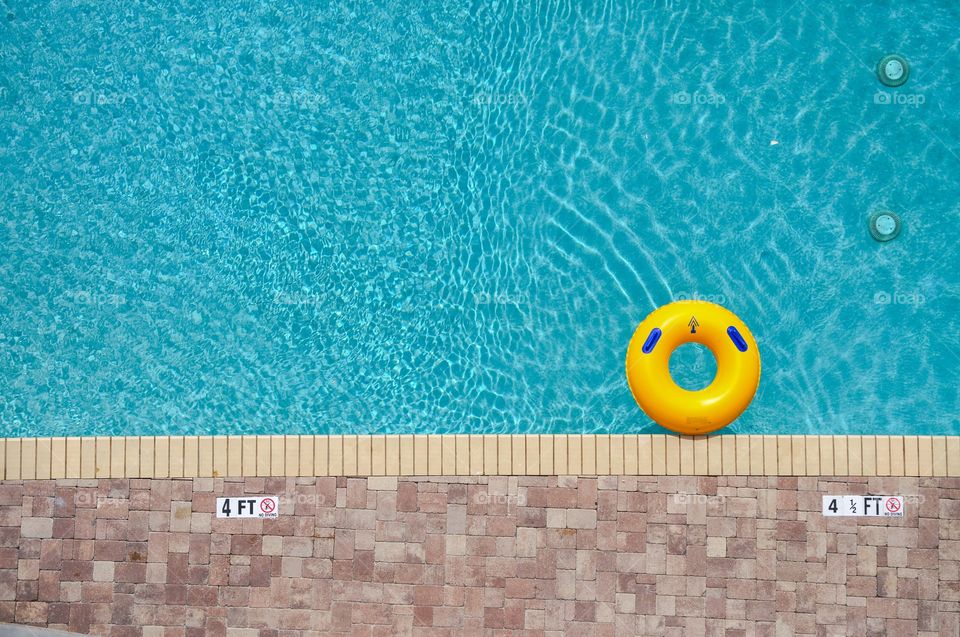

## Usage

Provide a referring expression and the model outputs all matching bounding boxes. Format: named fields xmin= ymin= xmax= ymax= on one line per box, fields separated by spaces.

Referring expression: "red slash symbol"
xmin=885 ymin=498 xmax=901 ymax=513
xmin=260 ymin=498 xmax=276 ymax=514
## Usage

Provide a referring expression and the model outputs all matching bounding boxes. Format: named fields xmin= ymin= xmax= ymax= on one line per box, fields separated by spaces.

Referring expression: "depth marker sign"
xmin=822 ymin=495 xmax=904 ymax=517
xmin=217 ymin=496 xmax=280 ymax=519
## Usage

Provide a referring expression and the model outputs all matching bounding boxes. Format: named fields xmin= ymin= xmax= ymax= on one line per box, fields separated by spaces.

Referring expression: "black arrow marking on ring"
xmin=688 ymin=316 xmax=699 ymax=334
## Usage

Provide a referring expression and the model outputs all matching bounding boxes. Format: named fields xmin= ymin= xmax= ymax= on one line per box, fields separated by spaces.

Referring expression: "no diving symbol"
xmin=260 ymin=498 xmax=276 ymax=514
xmin=885 ymin=498 xmax=901 ymax=513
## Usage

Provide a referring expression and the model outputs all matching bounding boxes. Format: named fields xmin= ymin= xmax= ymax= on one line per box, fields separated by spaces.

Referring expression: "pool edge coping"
xmin=0 ymin=435 xmax=957 ymax=479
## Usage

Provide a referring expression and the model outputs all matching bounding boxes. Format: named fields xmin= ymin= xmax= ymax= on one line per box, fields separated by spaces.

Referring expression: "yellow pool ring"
xmin=626 ymin=300 xmax=760 ymax=435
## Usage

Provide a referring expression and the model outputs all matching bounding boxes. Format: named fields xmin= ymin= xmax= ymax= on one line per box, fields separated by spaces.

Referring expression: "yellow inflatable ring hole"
xmin=626 ymin=300 xmax=760 ymax=435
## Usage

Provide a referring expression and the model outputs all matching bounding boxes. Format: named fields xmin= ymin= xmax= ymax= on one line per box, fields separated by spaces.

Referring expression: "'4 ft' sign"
xmin=822 ymin=495 xmax=904 ymax=517
xmin=216 ymin=496 xmax=280 ymax=519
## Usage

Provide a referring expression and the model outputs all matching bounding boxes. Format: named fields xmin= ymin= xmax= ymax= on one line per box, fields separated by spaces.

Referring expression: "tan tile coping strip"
xmin=0 ymin=435 xmax=957 ymax=480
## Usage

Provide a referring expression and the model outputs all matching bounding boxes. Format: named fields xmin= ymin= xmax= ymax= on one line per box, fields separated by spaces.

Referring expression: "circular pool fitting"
xmin=869 ymin=210 xmax=901 ymax=242
xmin=877 ymin=54 xmax=910 ymax=87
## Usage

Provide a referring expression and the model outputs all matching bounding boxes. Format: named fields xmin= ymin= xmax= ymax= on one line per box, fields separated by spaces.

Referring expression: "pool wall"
xmin=0 ymin=435 xmax=957 ymax=479
xmin=0 ymin=475 xmax=958 ymax=635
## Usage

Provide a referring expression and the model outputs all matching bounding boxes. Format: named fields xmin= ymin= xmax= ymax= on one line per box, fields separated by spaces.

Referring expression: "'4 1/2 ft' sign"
xmin=822 ymin=495 xmax=904 ymax=517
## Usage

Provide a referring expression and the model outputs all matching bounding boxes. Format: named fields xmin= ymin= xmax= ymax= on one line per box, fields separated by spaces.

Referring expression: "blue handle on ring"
xmin=641 ymin=328 xmax=662 ymax=354
xmin=727 ymin=326 xmax=748 ymax=352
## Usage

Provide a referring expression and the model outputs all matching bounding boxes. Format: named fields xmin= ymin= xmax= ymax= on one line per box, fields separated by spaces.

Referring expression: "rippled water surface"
xmin=1 ymin=0 xmax=958 ymax=436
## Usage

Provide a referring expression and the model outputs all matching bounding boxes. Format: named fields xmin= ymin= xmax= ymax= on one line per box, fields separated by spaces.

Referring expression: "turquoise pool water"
xmin=1 ymin=1 xmax=958 ymax=437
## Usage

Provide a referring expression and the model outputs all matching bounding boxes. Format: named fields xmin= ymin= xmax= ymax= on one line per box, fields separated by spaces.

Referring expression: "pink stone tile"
xmin=1 ymin=476 xmax=959 ymax=637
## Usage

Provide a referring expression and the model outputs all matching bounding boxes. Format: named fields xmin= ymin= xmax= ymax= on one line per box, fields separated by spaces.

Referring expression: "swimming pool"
xmin=1 ymin=0 xmax=958 ymax=437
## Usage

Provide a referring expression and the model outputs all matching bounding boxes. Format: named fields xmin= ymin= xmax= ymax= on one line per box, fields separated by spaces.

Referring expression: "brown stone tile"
xmin=231 ymin=535 xmax=262 ymax=555
xmin=2 ymin=475 xmax=960 ymax=636
xmin=60 ymin=560 xmax=93 ymax=581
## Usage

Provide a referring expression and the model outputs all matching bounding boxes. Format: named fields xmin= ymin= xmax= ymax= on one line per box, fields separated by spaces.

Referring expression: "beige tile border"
xmin=0 ymin=435 xmax=957 ymax=479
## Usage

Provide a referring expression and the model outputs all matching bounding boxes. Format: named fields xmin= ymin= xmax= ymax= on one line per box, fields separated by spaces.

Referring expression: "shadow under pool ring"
xmin=626 ymin=300 xmax=761 ymax=435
